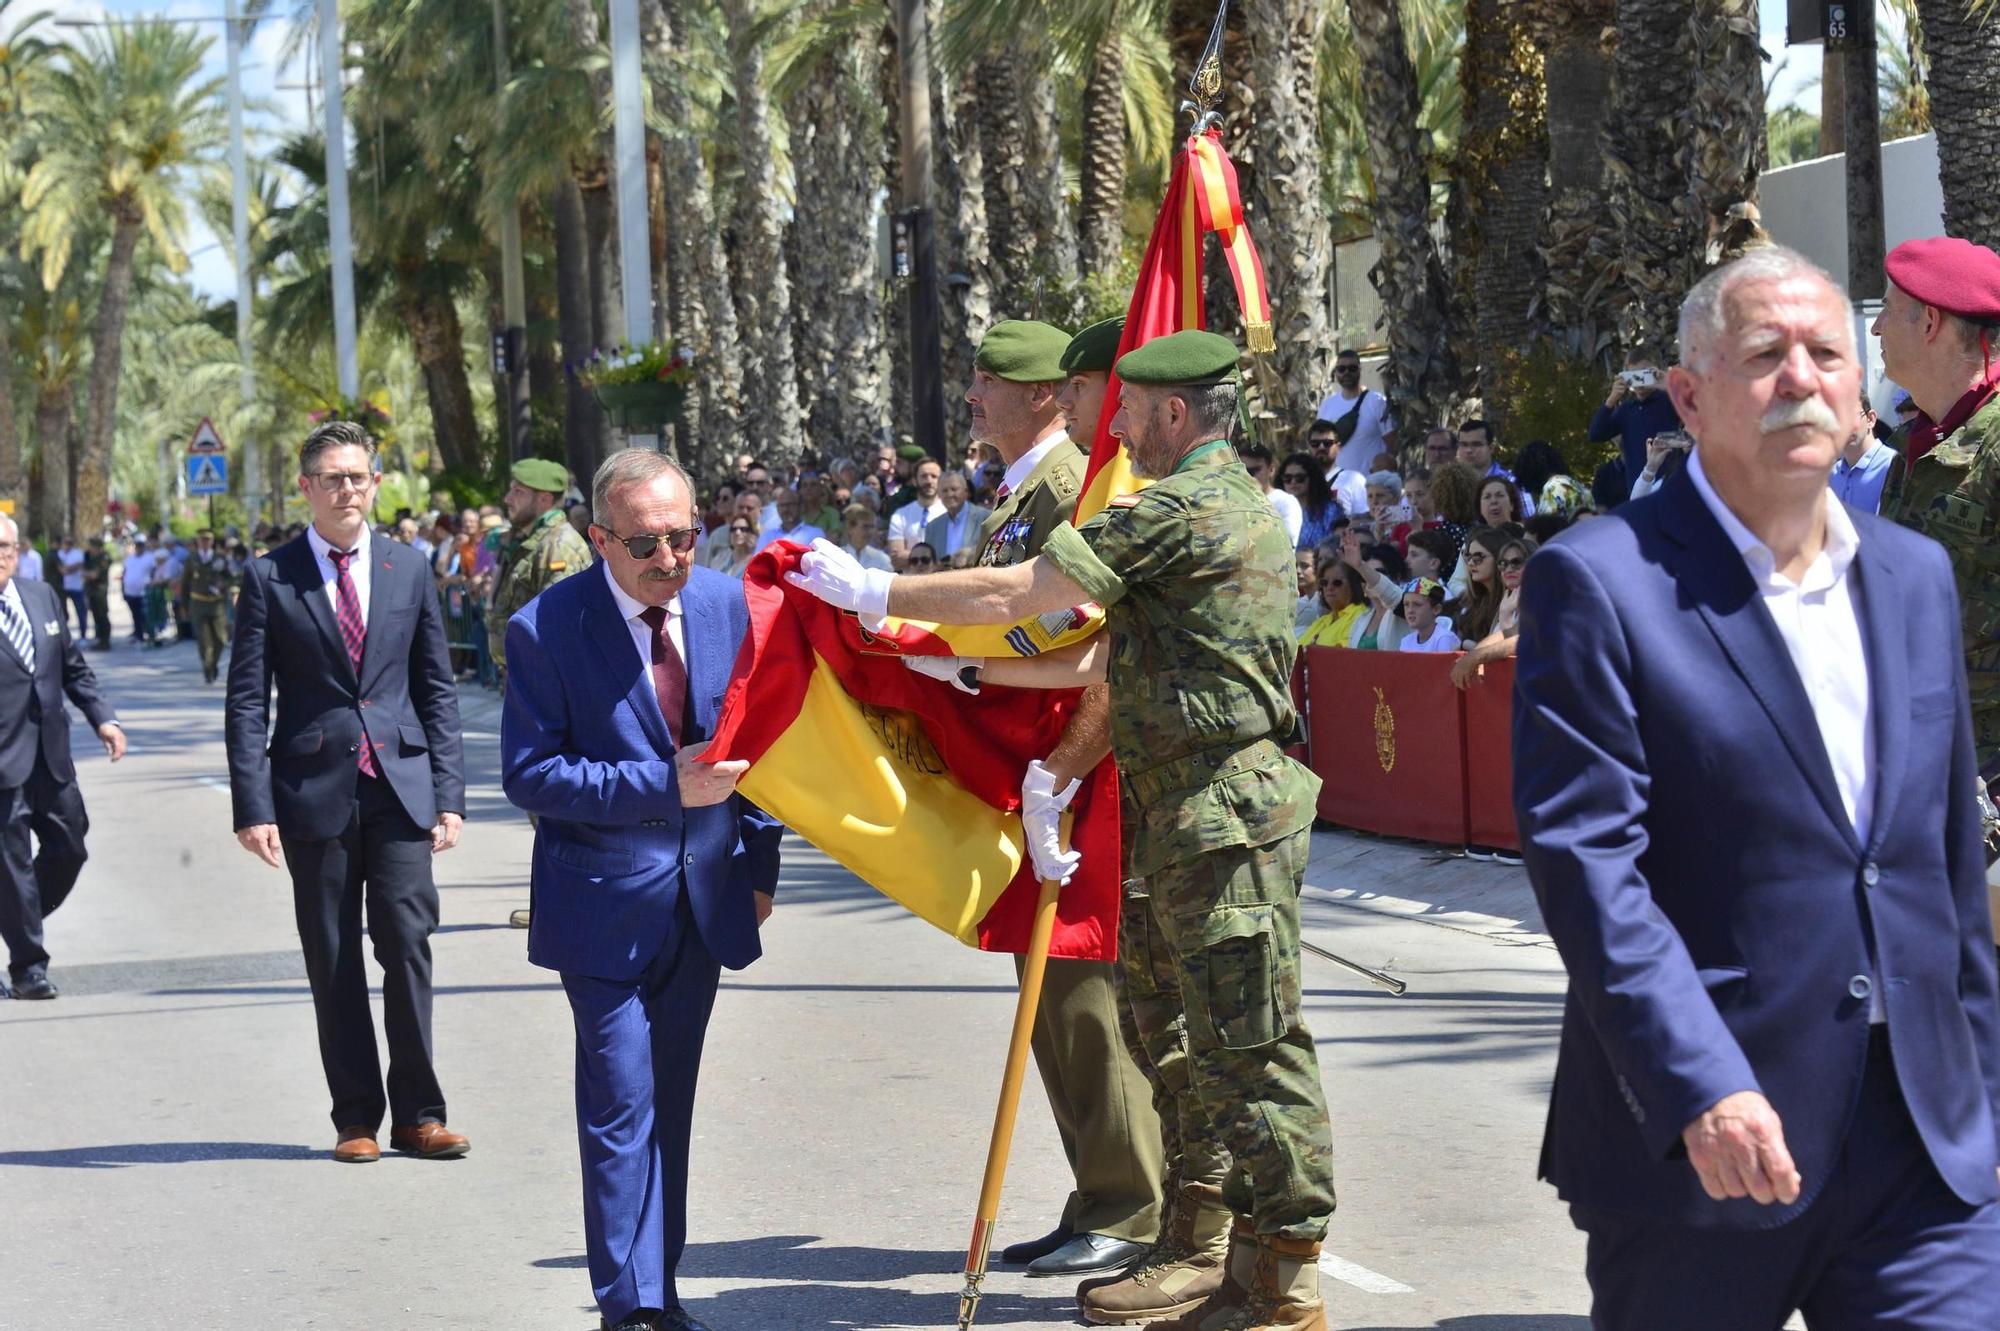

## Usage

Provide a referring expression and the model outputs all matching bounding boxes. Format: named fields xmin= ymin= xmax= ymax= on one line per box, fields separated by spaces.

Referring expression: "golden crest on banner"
xmin=1372 ymin=687 xmax=1396 ymax=773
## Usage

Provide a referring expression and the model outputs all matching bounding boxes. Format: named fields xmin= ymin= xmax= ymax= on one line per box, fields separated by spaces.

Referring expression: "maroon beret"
xmin=1885 ymin=236 xmax=2000 ymax=322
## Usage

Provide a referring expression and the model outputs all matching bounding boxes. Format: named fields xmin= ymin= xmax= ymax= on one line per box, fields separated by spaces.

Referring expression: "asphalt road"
xmin=1 ymin=614 xmax=1601 ymax=1330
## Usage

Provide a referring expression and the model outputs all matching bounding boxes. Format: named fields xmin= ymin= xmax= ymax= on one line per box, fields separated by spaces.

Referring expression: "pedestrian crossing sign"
xmin=187 ymin=454 xmax=228 ymax=496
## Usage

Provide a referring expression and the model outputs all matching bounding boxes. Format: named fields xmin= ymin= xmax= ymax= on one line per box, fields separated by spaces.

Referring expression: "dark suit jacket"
xmin=1513 ymin=467 xmax=2000 ymax=1229
xmin=0 ymin=577 xmax=117 ymax=789
xmin=225 ymin=532 xmax=465 ymax=840
xmin=502 ymin=563 xmax=782 ymax=979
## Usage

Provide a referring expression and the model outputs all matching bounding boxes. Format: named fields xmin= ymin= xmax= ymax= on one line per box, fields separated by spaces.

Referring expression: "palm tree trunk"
xmin=1914 ymin=0 xmax=2000 ymax=250
xmin=31 ymin=383 xmax=70 ymax=541
xmin=723 ymin=0 xmax=804 ymax=467
xmin=934 ymin=34 xmax=991 ymax=449
xmin=1245 ymin=0 xmax=1334 ymax=432
xmin=580 ymin=174 xmax=624 ymax=351
xmin=0 ymin=312 xmax=21 ymax=534
xmin=786 ymin=38 xmax=888 ymax=458
xmin=881 ymin=22 xmax=911 ymax=444
xmin=1532 ymin=0 xmax=1618 ymax=349
xmin=1605 ymin=0 xmax=1698 ymax=354
xmin=976 ymin=51 xmax=1031 ymax=317
xmin=1077 ymin=25 xmax=1127 ymax=281
xmin=74 ymin=216 xmax=143 ymax=531
xmin=1344 ymin=0 xmax=1462 ymax=436
xmin=403 ymin=293 xmax=479 ymax=474
xmin=1457 ymin=0 xmax=1548 ymax=396
xmin=1688 ymin=0 xmax=1764 ymax=268
xmin=555 ymin=179 xmax=608 ymax=485
xmin=1019 ymin=58 xmax=1078 ymax=323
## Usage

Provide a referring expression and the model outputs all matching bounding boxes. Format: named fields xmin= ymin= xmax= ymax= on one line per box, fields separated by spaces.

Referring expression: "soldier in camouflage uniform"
xmin=490 ymin=458 xmax=593 ymax=930
xmin=1877 ymin=237 xmax=2000 ymax=784
xmin=489 ymin=458 xmax=594 ymax=695
xmin=789 ymin=330 xmax=1337 ymax=1331
xmin=185 ymin=530 xmax=237 ymax=684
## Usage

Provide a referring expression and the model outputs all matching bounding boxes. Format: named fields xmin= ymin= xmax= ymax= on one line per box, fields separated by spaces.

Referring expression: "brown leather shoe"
xmin=333 ymin=1126 xmax=380 ymax=1163
xmin=390 ymin=1121 xmax=470 ymax=1159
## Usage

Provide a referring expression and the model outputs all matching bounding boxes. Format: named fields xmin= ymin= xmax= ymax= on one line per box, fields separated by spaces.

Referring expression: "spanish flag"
xmin=703 ymin=128 xmax=1273 ymax=961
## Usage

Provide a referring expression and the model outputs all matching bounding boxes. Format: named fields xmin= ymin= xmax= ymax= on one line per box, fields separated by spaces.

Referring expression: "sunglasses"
xmin=595 ymin=524 xmax=703 ymax=559
xmin=1280 ymin=471 xmax=1309 ymax=483
xmin=1498 ymin=556 xmax=1528 ymax=572
xmin=908 ymin=556 xmax=936 ymax=567
xmin=729 ymin=524 xmax=754 ymax=534
xmin=1336 ymin=363 xmax=1360 ymax=374
xmin=1464 ymin=551 xmax=1491 ymax=565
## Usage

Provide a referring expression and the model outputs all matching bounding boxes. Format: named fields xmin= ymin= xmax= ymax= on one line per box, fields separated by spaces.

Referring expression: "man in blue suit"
xmin=1514 ymin=246 xmax=2000 ymax=1328
xmin=503 ymin=448 xmax=782 ymax=1331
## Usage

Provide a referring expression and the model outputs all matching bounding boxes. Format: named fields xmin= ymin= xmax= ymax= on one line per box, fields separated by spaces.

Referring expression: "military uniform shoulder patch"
xmin=547 ymin=560 xmax=567 ymax=572
xmin=1051 ymin=467 xmax=1079 ymax=499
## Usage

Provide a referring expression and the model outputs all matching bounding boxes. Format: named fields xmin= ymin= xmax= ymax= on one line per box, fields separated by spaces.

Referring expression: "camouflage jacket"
xmin=1042 ymin=440 xmax=1321 ymax=876
xmin=489 ymin=507 xmax=594 ymax=661
xmin=1888 ymin=391 xmax=2000 ymax=775
xmin=974 ymin=438 xmax=1085 ymax=567
xmin=185 ymin=550 xmax=236 ymax=604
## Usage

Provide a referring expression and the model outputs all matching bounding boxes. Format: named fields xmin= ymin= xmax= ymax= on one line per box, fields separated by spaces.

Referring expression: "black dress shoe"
xmin=1025 ymin=1232 xmax=1150 ymax=1278
xmin=657 ymin=1309 xmax=716 ymax=1331
xmin=1000 ymin=1223 xmax=1073 ymax=1265
xmin=601 ymin=1311 xmax=662 ymax=1331
xmin=11 ymin=969 xmax=57 ymax=1001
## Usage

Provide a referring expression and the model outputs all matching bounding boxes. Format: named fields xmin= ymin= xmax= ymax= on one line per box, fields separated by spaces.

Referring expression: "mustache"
xmin=1760 ymin=395 xmax=1841 ymax=434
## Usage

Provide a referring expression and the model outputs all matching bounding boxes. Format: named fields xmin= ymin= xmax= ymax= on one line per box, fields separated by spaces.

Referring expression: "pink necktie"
xmin=996 ymin=482 xmax=1012 ymax=501
xmin=327 ymin=549 xmax=377 ymax=777
xmin=638 ymin=605 xmax=687 ymax=747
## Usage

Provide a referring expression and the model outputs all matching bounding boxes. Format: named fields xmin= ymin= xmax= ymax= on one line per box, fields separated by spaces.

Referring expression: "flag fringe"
xmin=1244 ymin=321 xmax=1275 ymax=355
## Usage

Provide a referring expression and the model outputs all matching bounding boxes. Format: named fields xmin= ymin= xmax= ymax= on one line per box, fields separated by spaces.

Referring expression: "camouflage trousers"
xmin=193 ymin=603 xmax=229 ymax=680
xmin=1114 ymin=826 xmax=1336 ymax=1240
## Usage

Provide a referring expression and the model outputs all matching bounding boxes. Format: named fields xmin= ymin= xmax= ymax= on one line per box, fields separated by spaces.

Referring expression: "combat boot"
xmin=1077 ymin=1183 xmax=1232 ymax=1325
xmin=1139 ymin=1225 xmax=1326 ymax=1331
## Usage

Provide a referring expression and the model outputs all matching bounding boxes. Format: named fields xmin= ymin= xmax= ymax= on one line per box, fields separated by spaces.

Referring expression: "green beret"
xmin=511 ymin=458 xmax=571 ymax=494
xmin=975 ymin=319 xmax=1073 ymax=383
xmin=897 ymin=443 xmax=930 ymax=462
xmin=1060 ymin=316 xmax=1126 ymax=376
xmin=1113 ymin=330 xmax=1241 ymax=387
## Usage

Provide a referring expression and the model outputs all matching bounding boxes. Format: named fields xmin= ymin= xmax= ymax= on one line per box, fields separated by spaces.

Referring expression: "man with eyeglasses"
xmin=0 ymin=511 xmax=124 ymax=1001
xmin=1313 ymin=350 xmax=1395 ymax=476
xmin=225 ymin=419 xmax=470 ymax=1164
xmin=502 ymin=448 xmax=782 ymax=1331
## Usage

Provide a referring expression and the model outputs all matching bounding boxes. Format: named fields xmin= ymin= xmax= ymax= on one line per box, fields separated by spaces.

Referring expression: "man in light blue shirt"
xmin=1828 ymin=389 xmax=1897 ymax=514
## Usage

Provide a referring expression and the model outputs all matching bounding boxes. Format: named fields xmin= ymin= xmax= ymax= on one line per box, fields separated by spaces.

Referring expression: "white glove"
xmin=1021 ymin=759 xmax=1083 ymax=886
xmin=784 ymin=538 xmax=894 ymax=627
xmin=904 ymin=653 xmax=982 ymax=695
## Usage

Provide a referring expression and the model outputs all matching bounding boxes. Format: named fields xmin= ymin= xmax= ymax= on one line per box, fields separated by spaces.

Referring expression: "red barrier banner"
xmin=1304 ymin=647 xmax=1469 ymax=845
xmin=1286 ymin=657 xmax=1310 ymax=767
xmin=1461 ymin=657 xmax=1520 ymax=851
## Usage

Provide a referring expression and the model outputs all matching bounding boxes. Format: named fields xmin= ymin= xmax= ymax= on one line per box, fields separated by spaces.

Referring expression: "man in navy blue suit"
xmin=1514 ymin=246 xmax=2000 ymax=1329
xmin=227 ymin=420 xmax=468 ymax=1163
xmin=503 ymin=448 xmax=782 ymax=1331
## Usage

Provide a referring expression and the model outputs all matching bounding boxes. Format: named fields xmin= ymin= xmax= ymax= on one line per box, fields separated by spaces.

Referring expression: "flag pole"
xmin=955 ymin=872 xmax=1062 ymax=1330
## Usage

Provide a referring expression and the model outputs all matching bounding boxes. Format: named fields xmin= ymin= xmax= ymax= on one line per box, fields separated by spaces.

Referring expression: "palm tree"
xmin=1454 ymin=0 xmax=1546 ymax=392
xmin=1766 ymin=104 xmax=1822 ymax=168
xmin=1915 ymin=0 xmax=2000 ymax=250
xmin=1687 ymin=0 xmax=1764 ymax=266
xmin=1601 ymin=0 xmax=1697 ymax=354
xmin=722 ymin=0 xmax=804 ymax=466
xmin=1245 ymin=0 xmax=1335 ymax=430
xmin=18 ymin=20 xmax=224 ymax=531
xmin=0 ymin=0 xmax=52 ymax=528
xmin=1527 ymin=0 xmax=1617 ymax=355
xmin=1344 ymin=0 xmax=1462 ymax=435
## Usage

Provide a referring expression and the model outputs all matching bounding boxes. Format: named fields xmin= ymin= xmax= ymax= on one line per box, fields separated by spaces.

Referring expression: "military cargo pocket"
xmin=1183 ymin=904 xmax=1286 ymax=1051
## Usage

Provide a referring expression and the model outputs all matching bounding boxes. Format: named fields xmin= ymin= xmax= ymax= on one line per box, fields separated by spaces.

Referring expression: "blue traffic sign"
xmin=187 ymin=454 xmax=228 ymax=496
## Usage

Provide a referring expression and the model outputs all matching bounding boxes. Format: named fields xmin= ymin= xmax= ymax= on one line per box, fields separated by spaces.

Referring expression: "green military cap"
xmin=1113 ymin=330 xmax=1241 ymax=387
xmin=897 ymin=443 xmax=929 ymax=462
xmin=1059 ymin=316 xmax=1126 ymax=376
xmin=511 ymin=458 xmax=571 ymax=494
xmin=975 ymin=320 xmax=1074 ymax=383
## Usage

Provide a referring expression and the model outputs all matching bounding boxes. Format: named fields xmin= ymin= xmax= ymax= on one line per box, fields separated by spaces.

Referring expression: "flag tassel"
xmin=1244 ymin=320 xmax=1276 ymax=355
xmin=955 ymin=872 xmax=1064 ymax=1329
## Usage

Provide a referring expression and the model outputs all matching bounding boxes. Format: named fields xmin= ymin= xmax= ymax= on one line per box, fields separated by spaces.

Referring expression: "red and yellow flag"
xmin=702 ymin=128 xmax=1274 ymax=960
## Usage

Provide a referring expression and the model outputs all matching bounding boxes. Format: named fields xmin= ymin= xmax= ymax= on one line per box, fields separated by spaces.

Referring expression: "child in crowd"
xmin=1399 ymin=578 xmax=1460 ymax=653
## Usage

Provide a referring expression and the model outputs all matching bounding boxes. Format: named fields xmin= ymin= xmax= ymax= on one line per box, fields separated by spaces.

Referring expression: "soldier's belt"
xmin=1123 ymin=737 xmax=1283 ymax=803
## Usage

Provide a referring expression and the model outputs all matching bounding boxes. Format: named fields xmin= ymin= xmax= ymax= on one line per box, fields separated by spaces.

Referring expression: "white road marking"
xmin=1318 ymin=1252 xmax=1415 ymax=1294
xmin=198 ymin=776 xmax=231 ymax=795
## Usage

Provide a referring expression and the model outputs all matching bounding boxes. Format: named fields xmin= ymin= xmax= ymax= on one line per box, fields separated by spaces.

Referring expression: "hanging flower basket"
xmin=594 ymin=380 xmax=689 ymax=431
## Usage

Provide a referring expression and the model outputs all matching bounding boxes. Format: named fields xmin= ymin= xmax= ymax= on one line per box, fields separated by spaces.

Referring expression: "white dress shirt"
xmin=1687 ymin=449 xmax=1873 ymax=847
xmin=600 ymin=561 xmax=687 ymax=672
xmin=888 ymin=499 xmax=944 ymax=550
xmin=999 ymin=426 xmax=1070 ymax=497
xmin=306 ymin=523 xmax=374 ymax=621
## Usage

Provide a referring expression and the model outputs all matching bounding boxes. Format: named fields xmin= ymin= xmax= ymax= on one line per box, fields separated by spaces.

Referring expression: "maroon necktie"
xmin=327 ymin=548 xmax=377 ymax=777
xmin=995 ymin=482 xmax=1012 ymax=501
xmin=638 ymin=604 xmax=687 ymax=747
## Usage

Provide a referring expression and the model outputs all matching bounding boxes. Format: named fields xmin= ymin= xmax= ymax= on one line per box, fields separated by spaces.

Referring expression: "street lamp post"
xmin=224 ymin=0 xmax=261 ymax=516
xmin=319 ymin=0 xmax=359 ymax=400
xmin=607 ymin=0 xmax=656 ymax=447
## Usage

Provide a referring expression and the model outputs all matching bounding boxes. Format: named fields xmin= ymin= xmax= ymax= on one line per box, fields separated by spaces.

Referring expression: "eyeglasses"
xmin=1464 ymin=551 xmax=1491 ymax=565
xmin=1498 ymin=556 xmax=1528 ymax=572
xmin=309 ymin=471 xmax=376 ymax=492
xmin=1280 ymin=471 xmax=1309 ymax=484
xmin=0 ymin=541 xmax=16 ymax=553
xmin=594 ymin=524 xmax=704 ymax=559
